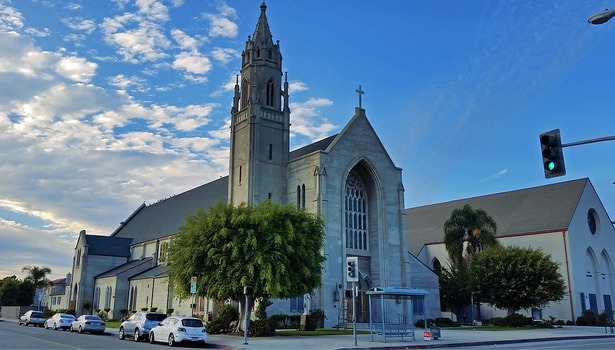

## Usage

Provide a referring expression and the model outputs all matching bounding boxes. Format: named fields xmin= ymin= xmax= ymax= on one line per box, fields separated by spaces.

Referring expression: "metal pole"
xmin=562 ymin=135 xmax=615 ymax=148
xmin=353 ymin=283 xmax=358 ymax=346
xmin=243 ymin=293 xmax=249 ymax=345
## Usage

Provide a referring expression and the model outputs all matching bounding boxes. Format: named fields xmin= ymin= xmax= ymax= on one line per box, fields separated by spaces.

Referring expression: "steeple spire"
xmin=252 ymin=0 xmax=273 ymax=46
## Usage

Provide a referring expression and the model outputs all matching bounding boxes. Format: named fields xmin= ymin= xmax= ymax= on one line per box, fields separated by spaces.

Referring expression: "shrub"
xmin=249 ymin=319 xmax=276 ymax=337
xmin=303 ymin=309 xmax=325 ymax=331
xmin=141 ymin=307 xmax=148 ymax=311
xmin=149 ymin=307 xmax=158 ymax=312
xmin=269 ymin=314 xmax=298 ymax=329
xmin=206 ymin=319 xmax=231 ymax=334
xmin=597 ymin=311 xmax=608 ymax=326
xmin=166 ymin=308 xmax=174 ymax=316
xmin=119 ymin=308 xmax=128 ymax=318
xmin=414 ymin=319 xmax=435 ymax=328
xmin=553 ymin=319 xmax=565 ymax=326
xmin=576 ymin=310 xmax=596 ymax=326
xmin=434 ymin=317 xmax=459 ymax=327
xmin=505 ymin=313 xmax=530 ymax=327
xmin=216 ymin=304 xmax=238 ymax=324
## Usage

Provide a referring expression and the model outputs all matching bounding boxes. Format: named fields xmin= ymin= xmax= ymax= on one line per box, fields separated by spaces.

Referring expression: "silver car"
xmin=70 ymin=315 xmax=106 ymax=334
xmin=18 ymin=310 xmax=45 ymax=327
xmin=148 ymin=316 xmax=208 ymax=346
xmin=44 ymin=313 xmax=76 ymax=330
xmin=118 ymin=311 xmax=166 ymax=341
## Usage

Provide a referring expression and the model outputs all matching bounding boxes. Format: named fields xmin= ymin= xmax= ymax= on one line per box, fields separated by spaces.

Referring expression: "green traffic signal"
xmin=539 ymin=129 xmax=566 ymax=179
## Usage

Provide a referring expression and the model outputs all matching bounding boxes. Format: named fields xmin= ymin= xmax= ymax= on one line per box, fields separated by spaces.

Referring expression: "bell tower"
xmin=228 ymin=1 xmax=290 ymax=206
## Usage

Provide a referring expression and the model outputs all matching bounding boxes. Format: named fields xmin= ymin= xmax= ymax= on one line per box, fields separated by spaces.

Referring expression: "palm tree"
xmin=21 ymin=265 xmax=52 ymax=289
xmin=443 ymin=204 xmax=498 ymax=268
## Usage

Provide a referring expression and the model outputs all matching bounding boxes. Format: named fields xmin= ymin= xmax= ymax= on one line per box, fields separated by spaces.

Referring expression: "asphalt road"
xmin=0 ymin=321 xmax=161 ymax=349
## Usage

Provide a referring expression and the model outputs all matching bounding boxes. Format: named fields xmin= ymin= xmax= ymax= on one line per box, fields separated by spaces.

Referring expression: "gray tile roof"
xmin=289 ymin=134 xmax=338 ymax=160
xmin=406 ymin=178 xmax=589 ymax=255
xmin=95 ymin=258 xmax=153 ymax=278
xmin=129 ymin=265 xmax=168 ymax=280
xmin=111 ymin=176 xmax=228 ymax=244
xmin=85 ymin=235 xmax=132 ymax=257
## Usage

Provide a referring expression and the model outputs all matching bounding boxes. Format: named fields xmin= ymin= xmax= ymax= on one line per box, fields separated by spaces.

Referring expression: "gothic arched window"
xmin=241 ymin=79 xmax=249 ymax=109
xmin=345 ymin=171 xmax=368 ymax=250
xmin=266 ymin=79 xmax=275 ymax=107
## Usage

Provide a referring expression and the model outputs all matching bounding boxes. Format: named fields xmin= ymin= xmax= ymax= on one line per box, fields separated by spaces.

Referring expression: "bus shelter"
xmin=366 ymin=287 xmax=429 ymax=343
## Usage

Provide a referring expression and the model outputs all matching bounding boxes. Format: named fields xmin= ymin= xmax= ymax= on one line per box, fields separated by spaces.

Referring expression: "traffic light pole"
xmin=352 ymin=282 xmax=357 ymax=346
xmin=562 ymin=135 xmax=615 ymax=148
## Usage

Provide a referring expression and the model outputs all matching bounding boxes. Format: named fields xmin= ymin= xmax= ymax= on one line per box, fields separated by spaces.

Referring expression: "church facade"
xmin=66 ymin=2 xmax=440 ymax=327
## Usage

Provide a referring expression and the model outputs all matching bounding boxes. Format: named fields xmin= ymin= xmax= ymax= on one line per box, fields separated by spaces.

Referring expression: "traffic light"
xmin=540 ymin=129 xmax=566 ymax=178
xmin=346 ymin=256 xmax=359 ymax=283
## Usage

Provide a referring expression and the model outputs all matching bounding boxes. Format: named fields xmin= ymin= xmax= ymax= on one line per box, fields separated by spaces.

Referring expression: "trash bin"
xmin=430 ymin=326 xmax=441 ymax=340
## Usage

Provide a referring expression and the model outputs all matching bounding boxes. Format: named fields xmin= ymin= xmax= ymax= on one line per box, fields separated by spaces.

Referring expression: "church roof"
xmin=406 ymin=178 xmax=589 ymax=255
xmin=289 ymin=134 xmax=338 ymax=160
xmin=95 ymin=258 xmax=153 ymax=278
xmin=111 ymin=176 xmax=228 ymax=244
xmin=129 ymin=265 xmax=168 ymax=280
xmin=84 ymin=235 xmax=132 ymax=257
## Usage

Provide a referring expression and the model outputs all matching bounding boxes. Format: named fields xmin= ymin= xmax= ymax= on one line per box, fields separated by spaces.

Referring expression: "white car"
xmin=70 ymin=315 xmax=106 ymax=334
xmin=44 ymin=313 xmax=76 ymax=330
xmin=148 ymin=316 xmax=208 ymax=347
xmin=18 ymin=310 xmax=45 ymax=327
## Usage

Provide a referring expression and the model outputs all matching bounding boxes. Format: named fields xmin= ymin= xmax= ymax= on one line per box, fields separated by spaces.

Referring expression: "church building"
xmin=67 ymin=2 xmax=440 ymax=327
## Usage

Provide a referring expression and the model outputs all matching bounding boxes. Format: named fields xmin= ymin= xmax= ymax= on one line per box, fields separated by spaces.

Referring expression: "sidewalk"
xmin=204 ymin=325 xmax=615 ymax=350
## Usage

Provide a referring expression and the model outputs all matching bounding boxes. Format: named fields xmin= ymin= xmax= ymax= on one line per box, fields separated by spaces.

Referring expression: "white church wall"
xmin=566 ymin=184 xmax=615 ymax=319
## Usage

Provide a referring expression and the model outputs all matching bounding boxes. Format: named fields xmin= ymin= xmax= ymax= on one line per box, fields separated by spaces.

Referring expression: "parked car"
xmin=118 ymin=311 xmax=166 ymax=341
xmin=44 ymin=313 xmax=76 ymax=330
xmin=70 ymin=315 xmax=106 ymax=334
xmin=18 ymin=310 xmax=45 ymax=327
xmin=148 ymin=316 xmax=208 ymax=346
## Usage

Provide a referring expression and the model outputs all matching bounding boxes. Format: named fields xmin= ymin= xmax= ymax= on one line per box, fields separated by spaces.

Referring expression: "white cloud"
xmin=171 ymin=28 xmax=199 ymax=51
xmin=172 ymin=51 xmax=212 ymax=75
xmin=211 ymin=47 xmax=239 ymax=64
xmin=0 ymin=2 xmax=24 ymax=32
xmin=56 ymin=56 xmax=97 ymax=82
xmin=205 ymin=14 xmax=238 ymax=38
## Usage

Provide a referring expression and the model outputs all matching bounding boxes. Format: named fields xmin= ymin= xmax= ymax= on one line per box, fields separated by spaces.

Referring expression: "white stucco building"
xmin=407 ymin=178 xmax=615 ymax=322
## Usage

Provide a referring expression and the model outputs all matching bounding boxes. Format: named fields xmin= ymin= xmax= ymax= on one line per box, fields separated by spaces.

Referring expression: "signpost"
xmin=190 ymin=276 xmax=197 ymax=316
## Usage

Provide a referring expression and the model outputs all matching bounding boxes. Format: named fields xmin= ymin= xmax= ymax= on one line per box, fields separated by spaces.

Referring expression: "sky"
xmin=1 ymin=0 xmax=615 ymax=281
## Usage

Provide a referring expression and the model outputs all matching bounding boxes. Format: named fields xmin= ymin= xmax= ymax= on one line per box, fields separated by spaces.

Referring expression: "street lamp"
xmin=588 ymin=9 xmax=615 ymax=25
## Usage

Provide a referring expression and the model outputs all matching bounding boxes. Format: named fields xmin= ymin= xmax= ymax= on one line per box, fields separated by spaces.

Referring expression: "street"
xmin=0 ymin=321 xmax=211 ymax=349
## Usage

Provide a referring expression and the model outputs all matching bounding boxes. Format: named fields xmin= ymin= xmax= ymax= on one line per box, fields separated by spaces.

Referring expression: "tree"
xmin=443 ymin=204 xmax=498 ymax=268
xmin=469 ymin=246 xmax=566 ymax=315
xmin=438 ymin=264 xmax=472 ymax=322
xmin=0 ymin=278 xmax=20 ymax=306
xmin=167 ymin=201 xmax=326 ymax=329
xmin=21 ymin=265 xmax=52 ymax=289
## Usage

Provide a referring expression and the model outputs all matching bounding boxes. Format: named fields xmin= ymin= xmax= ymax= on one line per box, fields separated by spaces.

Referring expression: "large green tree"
xmin=21 ymin=265 xmax=52 ymax=289
xmin=438 ymin=264 xmax=472 ymax=321
xmin=0 ymin=277 xmax=35 ymax=306
xmin=167 ymin=201 xmax=325 ymax=326
xmin=443 ymin=204 xmax=498 ymax=268
xmin=469 ymin=246 xmax=566 ymax=315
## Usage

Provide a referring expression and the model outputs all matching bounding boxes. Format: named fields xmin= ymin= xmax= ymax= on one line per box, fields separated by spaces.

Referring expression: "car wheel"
xmin=78 ymin=326 xmax=83 ymax=334
xmin=149 ymin=332 xmax=155 ymax=344
xmin=25 ymin=322 xmax=29 ymax=327
xmin=118 ymin=327 xmax=125 ymax=340
xmin=54 ymin=323 xmax=58 ymax=331
xmin=133 ymin=328 xmax=140 ymax=342
xmin=168 ymin=334 xmax=175 ymax=347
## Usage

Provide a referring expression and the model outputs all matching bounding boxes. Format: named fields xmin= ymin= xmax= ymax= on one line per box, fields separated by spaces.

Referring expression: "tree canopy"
xmin=167 ymin=201 xmax=326 ymax=302
xmin=21 ymin=265 xmax=52 ymax=289
xmin=438 ymin=264 xmax=472 ymax=320
xmin=443 ymin=204 xmax=498 ymax=268
xmin=469 ymin=246 xmax=566 ymax=315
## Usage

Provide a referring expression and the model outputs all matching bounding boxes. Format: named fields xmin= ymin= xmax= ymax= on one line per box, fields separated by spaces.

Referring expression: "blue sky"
xmin=1 ymin=0 xmax=615 ymax=281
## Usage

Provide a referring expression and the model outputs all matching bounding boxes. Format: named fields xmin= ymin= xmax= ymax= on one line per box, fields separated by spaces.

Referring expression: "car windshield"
xmin=181 ymin=319 xmax=203 ymax=328
xmin=31 ymin=312 xmax=43 ymax=318
xmin=146 ymin=313 xmax=167 ymax=321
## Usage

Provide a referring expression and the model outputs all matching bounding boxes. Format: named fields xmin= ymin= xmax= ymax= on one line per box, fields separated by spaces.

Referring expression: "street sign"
xmin=190 ymin=276 xmax=197 ymax=294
